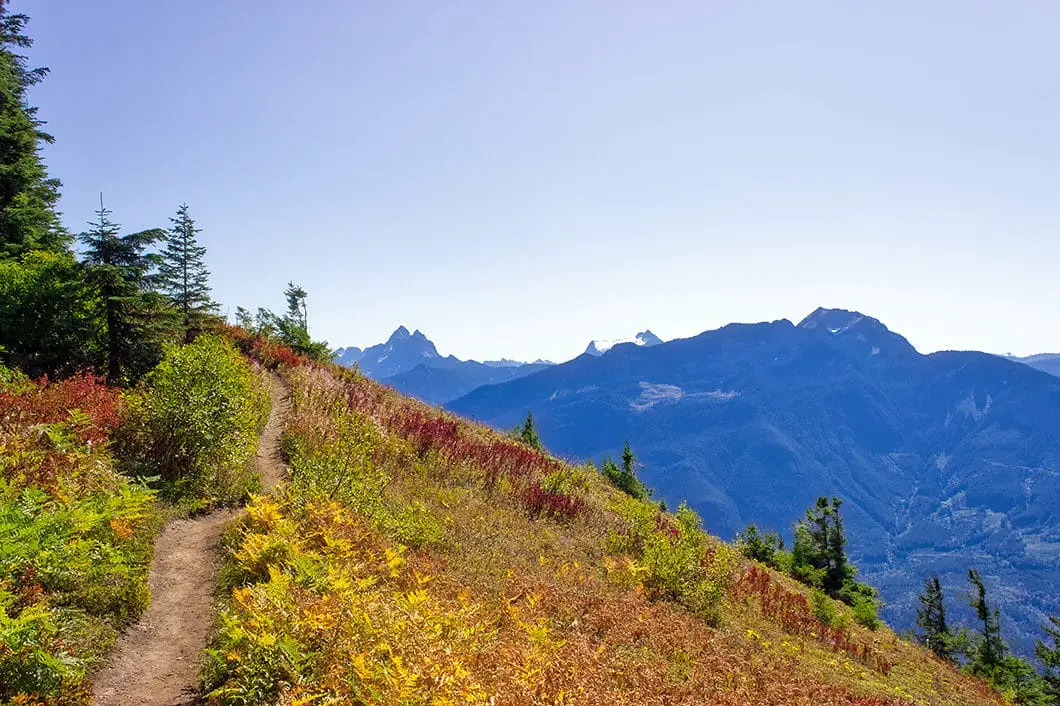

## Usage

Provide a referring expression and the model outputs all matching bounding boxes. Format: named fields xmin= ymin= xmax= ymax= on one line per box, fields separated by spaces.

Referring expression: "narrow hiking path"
xmin=92 ymin=372 xmax=291 ymax=706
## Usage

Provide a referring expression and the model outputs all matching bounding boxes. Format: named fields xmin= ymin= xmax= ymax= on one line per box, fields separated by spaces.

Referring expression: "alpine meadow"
xmin=2 ymin=2 xmax=1059 ymax=705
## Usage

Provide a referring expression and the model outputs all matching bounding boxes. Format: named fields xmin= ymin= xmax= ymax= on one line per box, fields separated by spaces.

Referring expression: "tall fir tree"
xmin=916 ymin=574 xmax=954 ymax=660
xmin=79 ymin=198 xmax=173 ymax=384
xmin=284 ymin=281 xmax=308 ymax=331
xmin=967 ymin=568 xmax=1006 ymax=674
xmin=1036 ymin=616 xmax=1060 ymax=699
xmin=159 ymin=203 xmax=216 ymax=342
xmin=0 ymin=2 xmax=66 ymax=257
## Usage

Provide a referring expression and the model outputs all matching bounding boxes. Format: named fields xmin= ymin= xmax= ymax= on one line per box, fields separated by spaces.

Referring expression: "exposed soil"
xmin=91 ymin=372 xmax=289 ymax=706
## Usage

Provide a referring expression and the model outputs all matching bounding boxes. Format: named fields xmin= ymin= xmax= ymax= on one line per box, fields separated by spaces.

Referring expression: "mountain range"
xmin=447 ymin=308 xmax=1060 ymax=655
xmin=333 ymin=326 xmax=551 ymax=404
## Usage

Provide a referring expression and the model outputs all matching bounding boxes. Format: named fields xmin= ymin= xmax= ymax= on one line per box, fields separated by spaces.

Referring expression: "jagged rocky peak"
xmin=798 ymin=308 xmax=917 ymax=356
xmin=585 ymin=330 xmax=664 ymax=356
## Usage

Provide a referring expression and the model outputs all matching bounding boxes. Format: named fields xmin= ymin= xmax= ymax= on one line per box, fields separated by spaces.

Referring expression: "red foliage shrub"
xmin=329 ymin=367 xmax=584 ymax=519
xmin=522 ymin=480 xmax=586 ymax=521
xmin=0 ymin=371 xmax=122 ymax=446
xmin=734 ymin=565 xmax=892 ymax=674
xmin=219 ymin=323 xmax=306 ymax=370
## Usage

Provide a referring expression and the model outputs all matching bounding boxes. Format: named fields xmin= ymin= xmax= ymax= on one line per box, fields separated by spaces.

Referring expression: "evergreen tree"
xmin=737 ymin=523 xmax=785 ymax=568
xmin=622 ymin=439 xmax=636 ymax=478
xmin=159 ymin=203 xmax=216 ymax=342
xmin=601 ymin=440 xmax=648 ymax=500
xmin=1036 ymin=616 xmax=1060 ymax=699
xmin=0 ymin=3 xmax=66 ymax=257
xmin=825 ymin=497 xmax=850 ymax=593
xmin=967 ymin=568 xmax=1006 ymax=673
xmin=79 ymin=198 xmax=173 ymax=384
xmin=285 ymin=281 xmax=308 ymax=331
xmin=916 ymin=574 xmax=954 ymax=660
xmin=792 ymin=496 xmax=850 ymax=593
xmin=791 ymin=496 xmax=878 ymax=615
xmin=519 ymin=411 xmax=541 ymax=449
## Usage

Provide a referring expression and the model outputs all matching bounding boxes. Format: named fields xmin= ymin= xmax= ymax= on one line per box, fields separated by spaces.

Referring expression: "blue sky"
xmin=23 ymin=1 xmax=1060 ymax=362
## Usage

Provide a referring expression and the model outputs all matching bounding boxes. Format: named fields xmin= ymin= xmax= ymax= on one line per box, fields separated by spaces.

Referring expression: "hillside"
xmin=201 ymin=354 xmax=1005 ymax=704
xmin=448 ymin=308 xmax=1060 ymax=656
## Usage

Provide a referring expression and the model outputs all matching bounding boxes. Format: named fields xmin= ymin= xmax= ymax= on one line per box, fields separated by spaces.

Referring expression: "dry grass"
xmin=204 ymin=351 xmax=1006 ymax=705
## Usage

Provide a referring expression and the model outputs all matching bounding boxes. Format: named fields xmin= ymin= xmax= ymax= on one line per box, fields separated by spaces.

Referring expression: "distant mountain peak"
xmin=798 ymin=307 xmax=866 ymax=333
xmin=388 ymin=325 xmax=412 ymax=342
xmin=585 ymin=330 xmax=663 ymax=356
xmin=798 ymin=308 xmax=916 ymax=357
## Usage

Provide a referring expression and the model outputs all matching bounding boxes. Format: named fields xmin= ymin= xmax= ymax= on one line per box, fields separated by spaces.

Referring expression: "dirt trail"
xmin=92 ymin=373 xmax=290 ymax=706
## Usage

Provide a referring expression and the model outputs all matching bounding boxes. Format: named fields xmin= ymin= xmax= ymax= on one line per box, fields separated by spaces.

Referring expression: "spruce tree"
xmin=79 ymin=198 xmax=172 ymax=384
xmin=916 ymin=574 xmax=953 ymax=660
xmin=968 ymin=568 xmax=1006 ymax=674
xmin=1036 ymin=616 xmax=1060 ymax=699
xmin=0 ymin=2 xmax=66 ymax=257
xmin=622 ymin=439 xmax=636 ymax=478
xmin=285 ymin=281 xmax=308 ymax=331
xmin=824 ymin=497 xmax=850 ymax=594
xmin=519 ymin=411 xmax=541 ymax=449
xmin=159 ymin=203 xmax=216 ymax=342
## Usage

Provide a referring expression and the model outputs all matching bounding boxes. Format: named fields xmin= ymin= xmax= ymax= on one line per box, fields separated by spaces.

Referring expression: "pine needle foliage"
xmin=159 ymin=203 xmax=217 ymax=343
xmin=79 ymin=200 xmax=176 ymax=385
xmin=0 ymin=1 xmax=66 ymax=258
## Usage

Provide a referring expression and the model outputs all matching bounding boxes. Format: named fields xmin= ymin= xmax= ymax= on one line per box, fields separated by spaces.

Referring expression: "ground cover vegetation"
xmin=202 ymin=343 xmax=1015 ymax=705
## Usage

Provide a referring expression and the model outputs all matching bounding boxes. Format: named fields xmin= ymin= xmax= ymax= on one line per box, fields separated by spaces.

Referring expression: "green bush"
xmin=811 ymin=589 xmax=847 ymax=629
xmin=851 ymin=594 xmax=881 ymax=630
xmin=119 ymin=335 xmax=270 ymax=508
xmin=610 ymin=498 xmax=735 ymax=625
xmin=0 ymin=250 xmax=103 ymax=378
xmin=737 ymin=523 xmax=784 ymax=568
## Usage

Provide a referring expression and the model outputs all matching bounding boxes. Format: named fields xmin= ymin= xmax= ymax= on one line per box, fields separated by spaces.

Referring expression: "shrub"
xmin=118 ymin=335 xmax=270 ymax=508
xmin=610 ymin=498 xmax=735 ymax=625
xmin=812 ymin=589 xmax=847 ymax=628
xmin=852 ymin=594 xmax=881 ymax=630
xmin=737 ymin=523 xmax=785 ymax=569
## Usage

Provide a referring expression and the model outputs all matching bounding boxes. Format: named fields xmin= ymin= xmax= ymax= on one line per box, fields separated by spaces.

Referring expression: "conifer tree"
xmin=0 ymin=2 xmax=66 ymax=257
xmin=601 ymin=440 xmax=648 ymax=500
xmin=159 ymin=203 xmax=216 ymax=342
xmin=968 ymin=568 xmax=1006 ymax=673
xmin=1036 ymin=616 xmax=1060 ymax=699
xmin=79 ymin=198 xmax=173 ymax=384
xmin=916 ymin=574 xmax=954 ymax=660
xmin=622 ymin=439 xmax=636 ymax=478
xmin=285 ymin=281 xmax=308 ymax=332
xmin=519 ymin=411 xmax=541 ymax=449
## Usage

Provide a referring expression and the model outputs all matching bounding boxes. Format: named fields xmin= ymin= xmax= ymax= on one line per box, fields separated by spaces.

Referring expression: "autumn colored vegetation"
xmin=204 ymin=349 xmax=1007 ymax=706
xmin=0 ymin=367 xmax=160 ymax=704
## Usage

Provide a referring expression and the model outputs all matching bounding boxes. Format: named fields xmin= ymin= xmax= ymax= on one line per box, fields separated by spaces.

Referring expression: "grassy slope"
xmin=205 ymin=360 xmax=1004 ymax=705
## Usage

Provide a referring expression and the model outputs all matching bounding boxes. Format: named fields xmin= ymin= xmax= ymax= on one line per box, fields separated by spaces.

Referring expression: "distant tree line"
xmin=912 ymin=569 xmax=1059 ymax=704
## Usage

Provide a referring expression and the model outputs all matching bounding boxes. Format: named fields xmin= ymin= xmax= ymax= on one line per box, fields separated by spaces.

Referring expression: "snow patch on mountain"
xmin=585 ymin=330 xmax=663 ymax=356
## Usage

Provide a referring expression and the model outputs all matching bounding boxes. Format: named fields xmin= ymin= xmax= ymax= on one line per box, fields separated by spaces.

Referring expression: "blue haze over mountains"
xmin=340 ymin=311 xmax=1059 ymax=655
xmin=334 ymin=326 xmax=552 ymax=405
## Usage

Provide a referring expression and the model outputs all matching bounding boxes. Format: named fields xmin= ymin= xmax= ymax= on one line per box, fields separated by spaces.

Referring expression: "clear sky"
xmin=22 ymin=1 xmax=1060 ymax=363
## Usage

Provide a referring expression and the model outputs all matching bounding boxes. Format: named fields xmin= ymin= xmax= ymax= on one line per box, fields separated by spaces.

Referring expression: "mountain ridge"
xmin=448 ymin=308 xmax=1060 ymax=656
xmin=334 ymin=327 xmax=551 ymax=404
